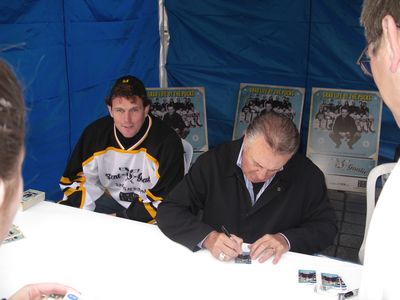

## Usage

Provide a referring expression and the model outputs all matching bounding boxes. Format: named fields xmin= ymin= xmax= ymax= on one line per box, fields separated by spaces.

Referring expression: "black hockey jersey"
xmin=59 ymin=115 xmax=184 ymax=223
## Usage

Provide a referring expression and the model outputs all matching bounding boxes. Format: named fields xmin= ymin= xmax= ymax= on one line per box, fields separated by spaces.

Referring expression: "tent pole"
xmin=159 ymin=0 xmax=169 ymax=88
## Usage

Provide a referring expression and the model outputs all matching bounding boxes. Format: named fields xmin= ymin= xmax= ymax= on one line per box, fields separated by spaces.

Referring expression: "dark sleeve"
xmin=58 ymin=133 xmax=87 ymax=208
xmin=281 ymin=166 xmax=338 ymax=254
xmin=123 ymin=131 xmax=185 ymax=221
xmin=156 ymin=153 xmax=215 ymax=251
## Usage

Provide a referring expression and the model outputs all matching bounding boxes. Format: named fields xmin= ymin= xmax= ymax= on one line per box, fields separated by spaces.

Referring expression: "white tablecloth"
xmin=0 ymin=201 xmax=362 ymax=299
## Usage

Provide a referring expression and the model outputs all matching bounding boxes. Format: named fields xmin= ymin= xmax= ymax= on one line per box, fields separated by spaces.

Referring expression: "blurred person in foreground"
xmin=358 ymin=1 xmax=400 ymax=299
xmin=0 ymin=60 xmax=73 ymax=299
xmin=157 ymin=111 xmax=337 ymax=264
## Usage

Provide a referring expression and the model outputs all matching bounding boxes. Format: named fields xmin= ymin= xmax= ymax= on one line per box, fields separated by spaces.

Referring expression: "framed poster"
xmin=307 ymin=87 xmax=383 ymax=193
xmin=147 ymin=87 xmax=208 ymax=152
xmin=232 ymin=83 xmax=305 ymax=140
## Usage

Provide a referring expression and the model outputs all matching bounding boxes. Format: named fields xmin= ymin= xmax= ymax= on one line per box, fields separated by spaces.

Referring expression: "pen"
xmin=344 ymin=289 xmax=359 ymax=298
xmin=338 ymin=288 xmax=359 ymax=299
xmin=221 ymin=225 xmax=231 ymax=238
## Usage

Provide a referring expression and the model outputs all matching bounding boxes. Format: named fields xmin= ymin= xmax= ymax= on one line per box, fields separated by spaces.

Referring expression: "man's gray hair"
xmin=245 ymin=111 xmax=300 ymax=155
xmin=360 ymin=0 xmax=400 ymax=53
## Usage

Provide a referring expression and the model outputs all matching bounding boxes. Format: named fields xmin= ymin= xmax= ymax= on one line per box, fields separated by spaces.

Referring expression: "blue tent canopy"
xmin=0 ymin=0 xmax=398 ymax=199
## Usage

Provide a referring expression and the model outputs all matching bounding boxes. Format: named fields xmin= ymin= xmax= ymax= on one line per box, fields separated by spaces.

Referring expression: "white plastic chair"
xmin=181 ymin=138 xmax=193 ymax=174
xmin=358 ymin=162 xmax=397 ymax=264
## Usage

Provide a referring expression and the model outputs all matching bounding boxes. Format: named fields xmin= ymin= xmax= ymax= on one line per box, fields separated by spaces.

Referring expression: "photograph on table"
xmin=235 ymin=243 xmax=251 ymax=264
xmin=321 ymin=273 xmax=347 ymax=290
xmin=298 ymin=269 xmax=317 ymax=284
xmin=2 ymin=224 xmax=24 ymax=245
xmin=232 ymin=83 xmax=305 ymax=140
xmin=147 ymin=87 xmax=208 ymax=152
xmin=307 ymin=87 xmax=382 ymax=193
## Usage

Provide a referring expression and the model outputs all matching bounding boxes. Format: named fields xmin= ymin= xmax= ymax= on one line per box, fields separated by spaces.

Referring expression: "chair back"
xmin=358 ymin=162 xmax=397 ymax=263
xmin=181 ymin=138 xmax=193 ymax=174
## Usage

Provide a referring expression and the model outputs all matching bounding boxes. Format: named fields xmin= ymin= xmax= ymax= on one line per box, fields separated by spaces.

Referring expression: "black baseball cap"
xmin=106 ymin=75 xmax=151 ymax=106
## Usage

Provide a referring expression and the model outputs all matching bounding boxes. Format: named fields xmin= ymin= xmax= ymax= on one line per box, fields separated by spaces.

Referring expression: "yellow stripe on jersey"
xmin=143 ymin=202 xmax=157 ymax=219
xmin=146 ymin=189 xmax=163 ymax=201
xmin=61 ymin=172 xmax=86 ymax=184
xmin=137 ymin=196 xmax=157 ymax=221
xmin=60 ymin=176 xmax=87 ymax=209
xmin=64 ymin=187 xmax=77 ymax=197
xmin=143 ymin=151 xmax=160 ymax=178
xmin=60 ymin=176 xmax=72 ymax=184
xmin=82 ymin=146 xmax=160 ymax=173
xmin=80 ymin=186 xmax=86 ymax=209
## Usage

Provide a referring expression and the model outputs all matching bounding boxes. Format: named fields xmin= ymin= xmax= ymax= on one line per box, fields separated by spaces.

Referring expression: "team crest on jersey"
xmin=120 ymin=167 xmax=151 ymax=183
xmin=105 ymin=167 xmax=151 ymax=184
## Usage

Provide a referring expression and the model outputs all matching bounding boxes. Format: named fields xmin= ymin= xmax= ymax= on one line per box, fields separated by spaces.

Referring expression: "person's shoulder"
xmin=288 ymin=153 xmax=324 ymax=177
xmin=212 ymin=139 xmax=240 ymax=155
xmin=196 ymin=139 xmax=240 ymax=166
xmin=85 ymin=115 xmax=112 ymax=130
xmin=81 ymin=116 xmax=113 ymax=137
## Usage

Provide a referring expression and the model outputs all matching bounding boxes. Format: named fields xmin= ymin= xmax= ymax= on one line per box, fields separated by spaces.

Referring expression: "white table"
xmin=0 ymin=201 xmax=362 ymax=299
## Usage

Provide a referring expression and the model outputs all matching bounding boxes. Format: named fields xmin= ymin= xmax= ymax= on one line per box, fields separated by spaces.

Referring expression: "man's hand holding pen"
xmin=203 ymin=226 xmax=289 ymax=264
xmin=203 ymin=226 xmax=243 ymax=262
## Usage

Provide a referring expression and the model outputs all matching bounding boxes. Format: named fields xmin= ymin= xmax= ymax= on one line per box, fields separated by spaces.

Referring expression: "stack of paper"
xmin=21 ymin=189 xmax=45 ymax=211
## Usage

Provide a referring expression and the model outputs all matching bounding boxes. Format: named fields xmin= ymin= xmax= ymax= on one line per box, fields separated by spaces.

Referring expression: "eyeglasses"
xmin=356 ymin=46 xmax=372 ymax=77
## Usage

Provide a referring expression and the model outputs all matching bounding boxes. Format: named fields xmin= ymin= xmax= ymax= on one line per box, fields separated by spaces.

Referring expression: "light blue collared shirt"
xmin=236 ymin=143 xmax=290 ymax=250
xmin=236 ymin=143 xmax=278 ymax=205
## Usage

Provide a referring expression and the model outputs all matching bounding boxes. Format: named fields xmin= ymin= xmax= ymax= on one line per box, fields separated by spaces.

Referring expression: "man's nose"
xmin=124 ymin=111 xmax=132 ymax=122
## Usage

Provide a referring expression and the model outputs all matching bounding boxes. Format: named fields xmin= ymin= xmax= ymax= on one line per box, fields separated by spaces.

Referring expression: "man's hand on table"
xmin=203 ymin=230 xmax=243 ymax=262
xmin=249 ymin=233 xmax=289 ymax=264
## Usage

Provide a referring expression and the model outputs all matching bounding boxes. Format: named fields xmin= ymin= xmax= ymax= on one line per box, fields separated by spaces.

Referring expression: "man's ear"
xmin=144 ymin=104 xmax=150 ymax=116
xmin=382 ymin=15 xmax=400 ymax=73
xmin=107 ymin=105 xmax=113 ymax=118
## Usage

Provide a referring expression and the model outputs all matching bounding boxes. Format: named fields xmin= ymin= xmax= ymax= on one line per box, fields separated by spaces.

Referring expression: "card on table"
xmin=21 ymin=189 xmax=45 ymax=211
xmin=3 ymin=224 xmax=24 ymax=245
xmin=235 ymin=243 xmax=251 ymax=264
xmin=321 ymin=272 xmax=347 ymax=290
xmin=298 ymin=269 xmax=317 ymax=284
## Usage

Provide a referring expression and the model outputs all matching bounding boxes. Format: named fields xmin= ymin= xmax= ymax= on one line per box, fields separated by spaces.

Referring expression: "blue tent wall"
xmin=0 ymin=1 xmax=159 ymax=200
xmin=1 ymin=1 xmax=399 ymax=200
xmin=165 ymin=0 xmax=400 ymax=161
xmin=0 ymin=2 xmax=70 ymax=201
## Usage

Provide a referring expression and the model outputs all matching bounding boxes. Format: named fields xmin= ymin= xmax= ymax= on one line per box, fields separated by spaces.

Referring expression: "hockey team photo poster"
xmin=232 ymin=83 xmax=305 ymax=140
xmin=147 ymin=87 xmax=208 ymax=152
xmin=307 ymin=87 xmax=382 ymax=193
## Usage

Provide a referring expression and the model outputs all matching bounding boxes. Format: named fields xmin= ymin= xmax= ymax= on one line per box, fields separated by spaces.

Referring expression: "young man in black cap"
xmin=59 ymin=76 xmax=184 ymax=223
